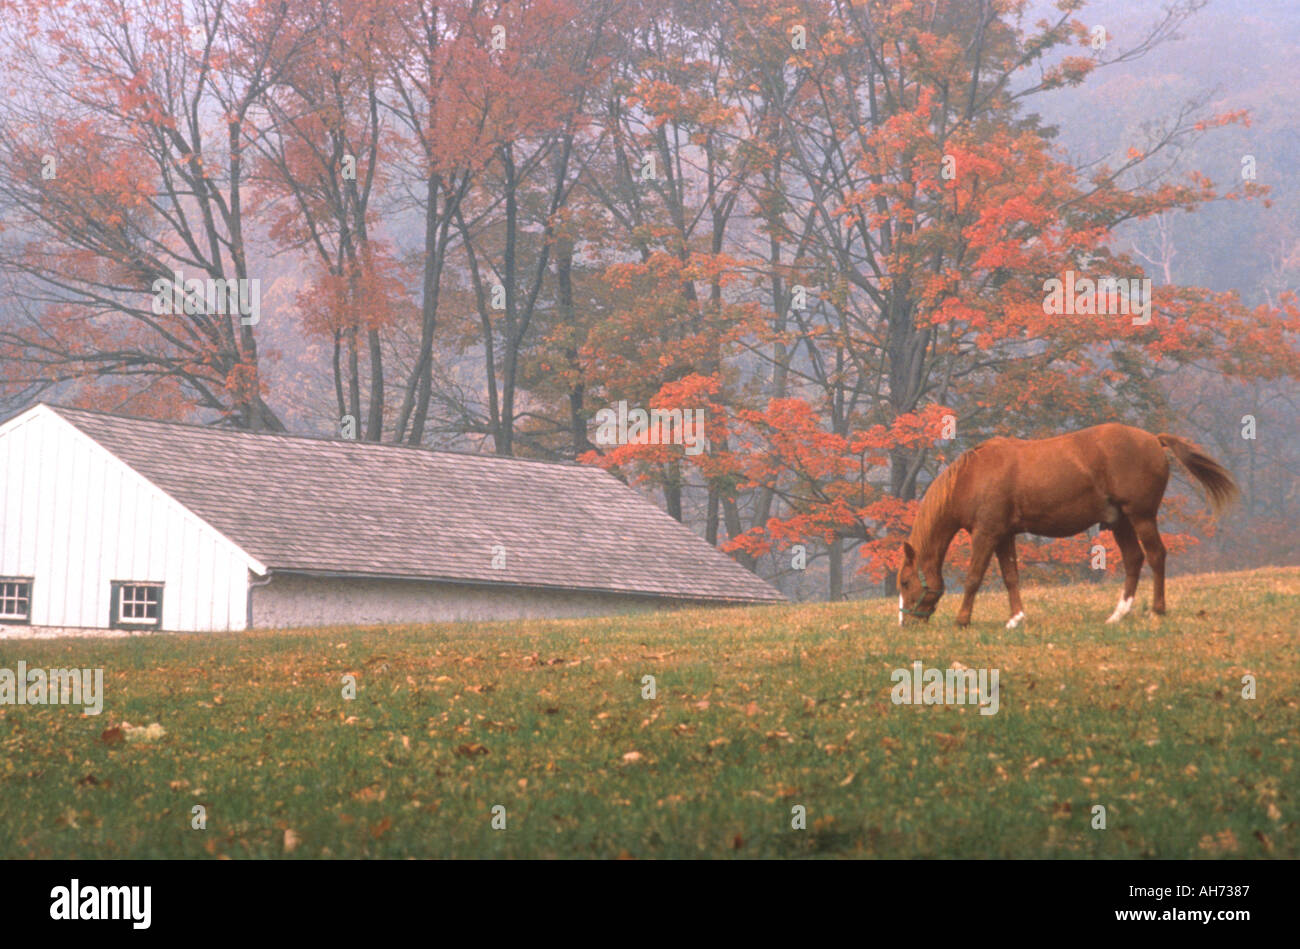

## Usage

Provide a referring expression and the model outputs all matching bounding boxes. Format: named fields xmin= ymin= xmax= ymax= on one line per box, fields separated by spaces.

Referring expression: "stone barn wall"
xmin=250 ymin=573 xmax=703 ymax=628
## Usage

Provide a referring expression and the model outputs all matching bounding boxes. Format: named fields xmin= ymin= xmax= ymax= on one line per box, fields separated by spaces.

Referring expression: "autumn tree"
xmin=248 ymin=0 xmax=403 ymax=441
xmin=572 ymin=0 xmax=776 ymax=547
xmin=0 ymin=0 xmax=306 ymax=428
xmin=444 ymin=0 xmax=611 ymax=455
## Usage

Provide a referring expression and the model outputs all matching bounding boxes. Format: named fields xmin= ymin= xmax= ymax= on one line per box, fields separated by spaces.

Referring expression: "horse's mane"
xmin=909 ymin=448 xmax=980 ymax=551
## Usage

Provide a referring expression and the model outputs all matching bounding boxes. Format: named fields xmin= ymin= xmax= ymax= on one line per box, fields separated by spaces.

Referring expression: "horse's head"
xmin=897 ymin=541 xmax=942 ymax=624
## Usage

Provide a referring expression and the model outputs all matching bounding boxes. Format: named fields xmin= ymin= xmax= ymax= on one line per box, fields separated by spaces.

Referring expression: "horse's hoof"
xmin=1105 ymin=596 xmax=1134 ymax=623
xmin=1005 ymin=612 xmax=1025 ymax=629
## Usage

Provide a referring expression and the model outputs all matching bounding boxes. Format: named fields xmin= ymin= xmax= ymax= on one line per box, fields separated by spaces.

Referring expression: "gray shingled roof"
xmin=48 ymin=405 xmax=783 ymax=604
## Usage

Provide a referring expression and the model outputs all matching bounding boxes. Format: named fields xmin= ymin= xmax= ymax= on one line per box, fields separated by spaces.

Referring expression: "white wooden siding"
xmin=0 ymin=406 xmax=260 ymax=632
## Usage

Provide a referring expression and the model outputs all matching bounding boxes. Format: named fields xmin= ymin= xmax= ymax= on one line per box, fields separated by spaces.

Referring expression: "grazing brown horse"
xmin=897 ymin=424 xmax=1238 ymax=627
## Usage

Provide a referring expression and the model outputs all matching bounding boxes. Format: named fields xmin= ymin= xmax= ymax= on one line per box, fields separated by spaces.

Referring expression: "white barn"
xmin=0 ymin=403 xmax=782 ymax=634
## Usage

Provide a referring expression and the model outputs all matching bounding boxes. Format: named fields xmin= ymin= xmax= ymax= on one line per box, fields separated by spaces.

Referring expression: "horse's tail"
xmin=1157 ymin=433 xmax=1240 ymax=518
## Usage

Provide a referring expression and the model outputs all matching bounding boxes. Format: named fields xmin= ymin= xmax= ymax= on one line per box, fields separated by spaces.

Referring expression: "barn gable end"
xmin=0 ymin=405 xmax=263 ymax=633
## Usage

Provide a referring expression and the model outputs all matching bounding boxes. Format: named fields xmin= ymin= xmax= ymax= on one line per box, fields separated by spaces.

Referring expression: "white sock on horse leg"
xmin=1005 ymin=611 xmax=1025 ymax=629
xmin=1105 ymin=596 xmax=1134 ymax=623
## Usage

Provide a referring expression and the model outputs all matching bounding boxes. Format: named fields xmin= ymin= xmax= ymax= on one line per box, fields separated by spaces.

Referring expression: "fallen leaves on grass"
xmin=122 ymin=722 xmax=166 ymax=742
xmin=1198 ymin=829 xmax=1240 ymax=854
xmin=100 ymin=722 xmax=166 ymax=743
xmin=934 ymin=732 xmax=964 ymax=752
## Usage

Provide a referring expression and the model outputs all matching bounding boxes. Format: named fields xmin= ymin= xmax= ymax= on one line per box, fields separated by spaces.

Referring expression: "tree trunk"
xmin=366 ymin=327 xmax=383 ymax=441
xmin=828 ymin=537 xmax=843 ymax=601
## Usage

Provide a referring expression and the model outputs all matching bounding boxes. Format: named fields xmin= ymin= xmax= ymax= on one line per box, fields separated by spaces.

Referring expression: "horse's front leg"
xmin=996 ymin=534 xmax=1026 ymax=628
xmin=956 ymin=532 xmax=999 ymax=627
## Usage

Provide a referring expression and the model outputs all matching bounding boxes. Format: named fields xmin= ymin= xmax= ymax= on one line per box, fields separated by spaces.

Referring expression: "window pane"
xmin=0 ymin=580 xmax=31 ymax=619
xmin=117 ymin=585 xmax=161 ymax=624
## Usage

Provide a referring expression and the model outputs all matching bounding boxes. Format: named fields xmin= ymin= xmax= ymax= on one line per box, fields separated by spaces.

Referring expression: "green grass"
xmin=1 ymin=566 xmax=1296 ymax=858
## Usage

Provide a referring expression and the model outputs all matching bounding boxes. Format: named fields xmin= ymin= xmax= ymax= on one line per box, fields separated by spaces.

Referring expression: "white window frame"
xmin=0 ymin=578 xmax=32 ymax=623
xmin=112 ymin=582 xmax=163 ymax=629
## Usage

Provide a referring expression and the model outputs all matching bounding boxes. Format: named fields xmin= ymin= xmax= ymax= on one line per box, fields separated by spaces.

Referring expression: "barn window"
xmin=0 ymin=579 xmax=32 ymax=623
xmin=110 ymin=582 xmax=163 ymax=629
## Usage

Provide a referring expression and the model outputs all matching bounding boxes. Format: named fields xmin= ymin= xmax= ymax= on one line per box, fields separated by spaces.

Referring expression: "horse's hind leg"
xmin=996 ymin=534 xmax=1026 ymax=628
xmin=1130 ymin=516 xmax=1167 ymax=614
xmin=1106 ymin=516 xmax=1145 ymax=623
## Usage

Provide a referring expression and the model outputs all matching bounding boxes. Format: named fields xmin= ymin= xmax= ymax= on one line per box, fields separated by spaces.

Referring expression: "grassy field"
xmin=0 ymin=566 xmax=1296 ymax=859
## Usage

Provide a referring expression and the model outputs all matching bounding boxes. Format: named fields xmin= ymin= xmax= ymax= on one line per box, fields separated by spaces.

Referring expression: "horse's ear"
xmin=901 ymin=541 xmax=916 ymax=566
